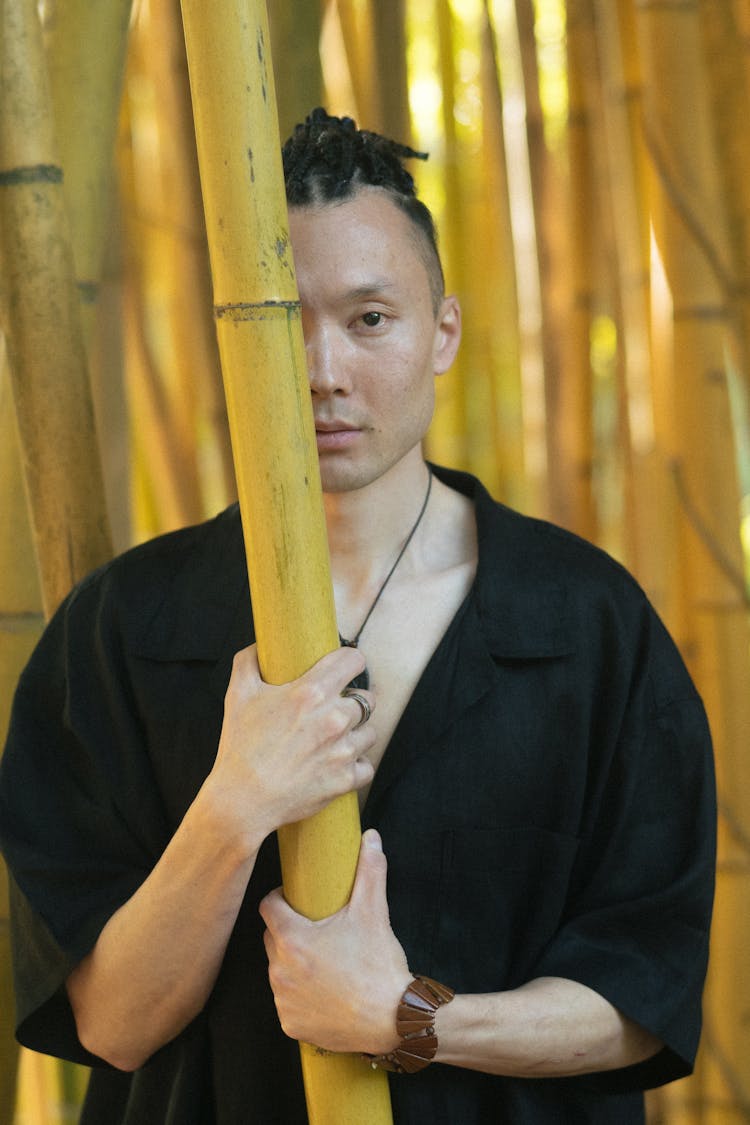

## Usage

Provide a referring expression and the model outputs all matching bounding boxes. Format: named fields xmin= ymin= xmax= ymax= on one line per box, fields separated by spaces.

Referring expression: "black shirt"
xmin=0 ymin=466 xmax=716 ymax=1123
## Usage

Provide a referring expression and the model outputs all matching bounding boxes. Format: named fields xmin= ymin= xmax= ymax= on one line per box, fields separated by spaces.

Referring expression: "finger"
xmin=348 ymin=829 xmax=389 ymax=914
xmin=299 ymin=644 xmax=368 ymax=696
xmin=226 ymin=643 xmax=262 ymax=695
xmin=341 ymin=688 xmax=374 ymax=731
xmin=258 ymin=886 xmax=288 ymax=929
xmin=350 ymin=754 xmax=375 ymax=794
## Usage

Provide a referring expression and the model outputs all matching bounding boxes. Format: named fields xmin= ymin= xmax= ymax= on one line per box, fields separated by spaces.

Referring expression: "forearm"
xmin=67 ymin=645 xmax=374 ymax=1072
xmin=434 ymin=976 xmax=663 ymax=1078
xmin=66 ymin=779 xmax=263 ymax=1071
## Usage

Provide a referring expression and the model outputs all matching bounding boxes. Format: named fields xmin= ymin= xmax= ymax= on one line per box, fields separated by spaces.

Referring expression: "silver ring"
xmin=342 ymin=689 xmax=371 ymax=729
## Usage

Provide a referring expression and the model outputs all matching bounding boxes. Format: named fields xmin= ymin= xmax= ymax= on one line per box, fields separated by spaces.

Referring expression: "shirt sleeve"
xmin=0 ymin=570 xmax=170 ymax=1064
xmin=532 ymin=605 xmax=716 ymax=1091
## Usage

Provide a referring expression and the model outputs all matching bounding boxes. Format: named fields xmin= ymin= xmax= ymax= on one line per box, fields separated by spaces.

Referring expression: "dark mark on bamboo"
xmin=214 ymin=299 xmax=301 ymax=321
xmin=0 ymin=164 xmax=63 ymax=187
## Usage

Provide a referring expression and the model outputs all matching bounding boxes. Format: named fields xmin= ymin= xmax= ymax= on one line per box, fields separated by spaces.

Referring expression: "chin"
xmin=318 ymin=462 xmax=380 ymax=495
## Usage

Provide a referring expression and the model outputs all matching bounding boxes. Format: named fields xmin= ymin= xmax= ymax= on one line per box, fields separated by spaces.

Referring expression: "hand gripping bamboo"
xmin=178 ymin=2 xmax=393 ymax=1121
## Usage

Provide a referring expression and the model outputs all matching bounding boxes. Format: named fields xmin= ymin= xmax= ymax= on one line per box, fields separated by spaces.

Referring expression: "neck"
xmin=323 ymin=454 xmax=432 ymax=579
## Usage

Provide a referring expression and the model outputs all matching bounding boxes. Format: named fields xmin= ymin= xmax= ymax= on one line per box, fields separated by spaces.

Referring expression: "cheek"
xmin=370 ymin=360 xmax=435 ymax=437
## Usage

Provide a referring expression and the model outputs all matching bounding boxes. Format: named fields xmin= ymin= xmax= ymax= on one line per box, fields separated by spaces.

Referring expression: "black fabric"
xmin=0 ymin=466 xmax=716 ymax=1123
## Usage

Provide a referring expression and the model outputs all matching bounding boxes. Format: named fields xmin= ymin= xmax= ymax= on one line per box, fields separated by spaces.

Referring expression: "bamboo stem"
xmin=635 ymin=5 xmax=750 ymax=1119
xmin=178 ymin=1 xmax=392 ymax=1119
xmin=43 ymin=0 xmax=132 ymax=343
xmin=0 ymin=0 xmax=113 ymax=618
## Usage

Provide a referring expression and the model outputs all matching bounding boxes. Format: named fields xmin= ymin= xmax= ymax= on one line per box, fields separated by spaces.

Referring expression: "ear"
xmin=432 ymin=295 xmax=462 ymax=376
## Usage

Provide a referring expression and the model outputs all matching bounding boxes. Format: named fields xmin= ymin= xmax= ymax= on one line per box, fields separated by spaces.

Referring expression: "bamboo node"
xmin=0 ymin=612 xmax=45 ymax=634
xmin=214 ymin=299 xmax=301 ymax=321
xmin=0 ymin=164 xmax=63 ymax=187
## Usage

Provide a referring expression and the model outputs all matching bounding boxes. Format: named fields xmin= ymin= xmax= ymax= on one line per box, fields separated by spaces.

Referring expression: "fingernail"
xmin=363 ymin=828 xmax=382 ymax=850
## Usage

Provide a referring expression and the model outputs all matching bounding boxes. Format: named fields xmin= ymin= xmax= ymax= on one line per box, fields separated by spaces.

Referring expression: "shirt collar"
xmin=132 ymin=466 xmax=574 ymax=665
xmin=429 ymin=464 xmax=574 ymax=660
xmin=127 ymin=504 xmax=251 ymax=663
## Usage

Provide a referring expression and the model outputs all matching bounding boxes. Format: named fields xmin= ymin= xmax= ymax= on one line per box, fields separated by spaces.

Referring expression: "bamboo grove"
xmin=1 ymin=0 xmax=749 ymax=1122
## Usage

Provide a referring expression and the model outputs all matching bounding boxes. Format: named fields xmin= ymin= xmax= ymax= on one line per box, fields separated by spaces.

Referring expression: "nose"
xmin=304 ymin=321 xmax=349 ymax=397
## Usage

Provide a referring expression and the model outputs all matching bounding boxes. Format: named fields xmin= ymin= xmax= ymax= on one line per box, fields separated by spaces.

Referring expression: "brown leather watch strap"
xmin=366 ymin=975 xmax=455 ymax=1074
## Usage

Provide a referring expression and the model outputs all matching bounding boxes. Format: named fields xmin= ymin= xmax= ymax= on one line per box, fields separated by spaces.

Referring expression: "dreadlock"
xmin=282 ymin=108 xmax=445 ymax=311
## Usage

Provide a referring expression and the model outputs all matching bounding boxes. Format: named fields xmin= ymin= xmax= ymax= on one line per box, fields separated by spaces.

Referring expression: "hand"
xmin=260 ymin=830 xmax=412 ymax=1054
xmin=207 ymin=644 xmax=376 ymax=845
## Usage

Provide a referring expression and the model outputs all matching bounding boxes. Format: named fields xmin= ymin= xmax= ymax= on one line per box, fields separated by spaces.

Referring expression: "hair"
xmin=282 ymin=108 xmax=445 ymax=312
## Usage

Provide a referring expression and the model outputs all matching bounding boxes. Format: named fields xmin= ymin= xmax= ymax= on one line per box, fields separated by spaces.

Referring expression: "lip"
xmin=314 ymin=419 xmax=358 ymax=432
xmin=314 ymin=420 xmax=362 ymax=451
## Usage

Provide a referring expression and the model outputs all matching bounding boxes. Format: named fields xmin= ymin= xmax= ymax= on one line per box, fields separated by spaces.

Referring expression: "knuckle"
xmin=321 ymin=707 xmax=350 ymax=741
xmin=355 ymin=759 xmax=374 ymax=787
xmin=355 ymin=723 xmax=377 ymax=750
xmin=291 ymin=680 xmax=327 ymax=712
xmin=225 ymin=648 xmax=256 ymax=699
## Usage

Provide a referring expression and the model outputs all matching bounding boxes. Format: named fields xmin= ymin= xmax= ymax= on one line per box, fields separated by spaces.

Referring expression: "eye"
xmin=360 ymin=310 xmax=384 ymax=328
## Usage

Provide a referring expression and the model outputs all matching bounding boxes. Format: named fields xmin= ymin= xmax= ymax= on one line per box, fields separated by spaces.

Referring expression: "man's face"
xmin=288 ymin=188 xmax=461 ymax=493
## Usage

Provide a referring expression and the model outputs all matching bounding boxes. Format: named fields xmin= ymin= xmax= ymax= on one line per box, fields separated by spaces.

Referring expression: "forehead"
xmin=288 ymin=189 xmax=433 ymax=302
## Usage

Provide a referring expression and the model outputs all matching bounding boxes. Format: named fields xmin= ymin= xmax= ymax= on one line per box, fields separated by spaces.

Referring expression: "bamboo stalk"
xmin=635 ymin=6 xmax=750 ymax=1121
xmin=1 ymin=2 xmax=128 ymax=1116
xmin=119 ymin=5 xmax=205 ymax=530
xmin=267 ymin=0 xmax=324 ymax=138
xmin=178 ymin=1 xmax=392 ymax=1120
xmin=700 ymin=0 xmax=750 ymax=399
xmin=43 ymin=0 xmax=134 ymax=550
xmin=476 ymin=2 xmax=525 ymax=507
xmin=335 ymin=0 xmax=376 ymax=120
xmin=43 ymin=0 xmax=132 ymax=345
xmin=0 ymin=0 xmax=112 ymax=618
xmin=592 ymin=0 xmax=663 ymax=595
xmin=559 ymin=0 xmax=597 ymax=543
xmin=371 ymin=0 xmax=410 ymax=140
xmin=432 ymin=0 xmax=468 ymax=471
xmin=513 ymin=0 xmax=567 ymax=524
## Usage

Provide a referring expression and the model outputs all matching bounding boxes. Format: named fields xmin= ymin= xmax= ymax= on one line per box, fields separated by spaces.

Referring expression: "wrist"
xmin=365 ymin=975 xmax=455 ymax=1074
xmin=192 ymin=774 xmax=268 ymax=862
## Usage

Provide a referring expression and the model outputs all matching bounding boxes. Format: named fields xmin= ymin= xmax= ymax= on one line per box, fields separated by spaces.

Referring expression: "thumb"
xmin=349 ymin=829 xmax=389 ymax=915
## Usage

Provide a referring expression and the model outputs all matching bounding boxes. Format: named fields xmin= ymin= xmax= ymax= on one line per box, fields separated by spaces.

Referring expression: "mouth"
xmin=314 ymin=420 xmax=362 ymax=450
xmin=314 ymin=419 xmax=358 ymax=433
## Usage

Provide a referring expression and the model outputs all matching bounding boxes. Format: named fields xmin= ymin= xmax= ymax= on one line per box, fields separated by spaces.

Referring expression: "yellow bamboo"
xmin=120 ymin=5 xmax=205 ymax=531
xmin=43 ymin=0 xmax=134 ymax=548
xmin=700 ymin=0 xmax=750 ymax=399
xmin=267 ymin=0 xmax=324 ymax=138
xmin=592 ymin=0 xmax=664 ymax=598
xmin=335 ymin=0 xmax=377 ymax=121
xmin=1 ymin=1 xmax=126 ymax=1113
xmin=43 ymin=0 xmax=132 ymax=344
xmin=143 ymin=0 xmax=236 ymax=520
xmin=370 ymin=0 xmax=410 ymax=140
xmin=559 ymin=0 xmax=598 ymax=544
xmin=178 ymin=1 xmax=392 ymax=1120
xmin=0 ymin=0 xmax=112 ymax=617
xmin=513 ymin=0 xmax=568 ymax=524
xmin=116 ymin=85 xmax=203 ymax=535
xmin=428 ymin=0 xmax=471 ymax=471
xmin=635 ymin=6 xmax=750 ymax=1122
xmin=475 ymin=2 xmax=525 ymax=507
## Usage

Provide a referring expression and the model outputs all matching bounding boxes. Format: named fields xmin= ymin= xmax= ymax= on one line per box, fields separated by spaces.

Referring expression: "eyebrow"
xmin=341 ymin=280 xmax=395 ymax=302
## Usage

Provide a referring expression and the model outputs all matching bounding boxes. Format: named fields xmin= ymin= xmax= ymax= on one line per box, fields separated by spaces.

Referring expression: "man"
xmin=0 ymin=109 xmax=715 ymax=1123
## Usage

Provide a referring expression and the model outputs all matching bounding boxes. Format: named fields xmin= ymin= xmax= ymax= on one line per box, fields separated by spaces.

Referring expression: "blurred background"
xmin=1 ymin=0 xmax=749 ymax=1121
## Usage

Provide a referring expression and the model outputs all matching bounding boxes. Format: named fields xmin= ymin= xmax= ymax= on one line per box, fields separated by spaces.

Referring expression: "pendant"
xmin=340 ymin=636 xmax=370 ymax=691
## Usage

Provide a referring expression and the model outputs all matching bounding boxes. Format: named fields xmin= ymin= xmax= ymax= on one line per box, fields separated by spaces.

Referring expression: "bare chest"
xmin=350 ymin=560 xmax=476 ymax=808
